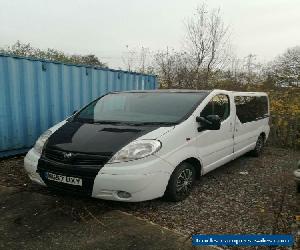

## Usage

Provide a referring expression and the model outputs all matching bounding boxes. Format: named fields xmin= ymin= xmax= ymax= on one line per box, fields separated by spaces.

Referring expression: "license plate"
xmin=45 ymin=172 xmax=82 ymax=186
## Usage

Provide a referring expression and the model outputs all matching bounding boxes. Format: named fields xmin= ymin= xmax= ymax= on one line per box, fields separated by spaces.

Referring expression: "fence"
xmin=0 ymin=54 xmax=157 ymax=157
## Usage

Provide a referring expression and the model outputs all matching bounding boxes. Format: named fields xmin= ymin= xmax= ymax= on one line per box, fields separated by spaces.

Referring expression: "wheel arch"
xmin=260 ymin=132 xmax=266 ymax=142
xmin=179 ymin=157 xmax=202 ymax=180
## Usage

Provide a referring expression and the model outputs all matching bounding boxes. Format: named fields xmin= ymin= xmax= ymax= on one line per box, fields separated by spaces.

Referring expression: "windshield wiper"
xmin=129 ymin=122 xmax=177 ymax=126
xmin=82 ymin=120 xmax=177 ymax=126
xmin=93 ymin=120 xmax=127 ymax=125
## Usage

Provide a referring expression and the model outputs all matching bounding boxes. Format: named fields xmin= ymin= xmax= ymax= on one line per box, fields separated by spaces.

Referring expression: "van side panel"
xmin=156 ymin=90 xmax=236 ymax=175
xmin=195 ymin=91 xmax=235 ymax=174
xmin=233 ymin=93 xmax=270 ymax=158
xmin=155 ymin=116 xmax=202 ymax=172
xmin=155 ymin=91 xmax=270 ymax=178
xmin=233 ymin=118 xmax=269 ymax=158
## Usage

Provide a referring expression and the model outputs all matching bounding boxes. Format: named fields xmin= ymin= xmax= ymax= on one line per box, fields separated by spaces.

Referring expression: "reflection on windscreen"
xmin=76 ymin=92 xmax=207 ymax=124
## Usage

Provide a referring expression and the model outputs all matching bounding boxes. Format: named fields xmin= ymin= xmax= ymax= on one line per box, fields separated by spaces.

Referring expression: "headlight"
xmin=108 ymin=140 xmax=161 ymax=164
xmin=33 ymin=130 xmax=52 ymax=154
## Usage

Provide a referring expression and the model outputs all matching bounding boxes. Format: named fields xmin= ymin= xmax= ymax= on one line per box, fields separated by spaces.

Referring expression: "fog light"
xmin=117 ymin=191 xmax=131 ymax=199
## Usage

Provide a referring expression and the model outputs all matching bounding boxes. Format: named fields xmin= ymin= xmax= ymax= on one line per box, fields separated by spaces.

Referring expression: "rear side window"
xmin=234 ymin=96 xmax=268 ymax=123
xmin=200 ymin=94 xmax=230 ymax=121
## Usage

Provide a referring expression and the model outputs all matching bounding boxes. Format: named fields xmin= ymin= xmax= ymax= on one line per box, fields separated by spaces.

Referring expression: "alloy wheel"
xmin=176 ymin=168 xmax=193 ymax=196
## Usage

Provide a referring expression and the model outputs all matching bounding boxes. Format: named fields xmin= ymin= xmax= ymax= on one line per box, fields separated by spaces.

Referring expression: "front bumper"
xmin=24 ymin=148 xmax=46 ymax=186
xmin=24 ymin=149 xmax=174 ymax=202
xmin=92 ymin=156 xmax=173 ymax=202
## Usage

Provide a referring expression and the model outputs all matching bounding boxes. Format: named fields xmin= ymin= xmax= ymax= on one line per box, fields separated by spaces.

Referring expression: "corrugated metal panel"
xmin=0 ymin=54 xmax=157 ymax=157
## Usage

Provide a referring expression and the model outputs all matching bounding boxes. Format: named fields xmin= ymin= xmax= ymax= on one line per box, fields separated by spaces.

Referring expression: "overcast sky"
xmin=0 ymin=0 xmax=299 ymax=68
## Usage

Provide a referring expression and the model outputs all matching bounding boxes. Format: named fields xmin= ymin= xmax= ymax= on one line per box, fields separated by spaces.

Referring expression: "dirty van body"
xmin=24 ymin=89 xmax=270 ymax=202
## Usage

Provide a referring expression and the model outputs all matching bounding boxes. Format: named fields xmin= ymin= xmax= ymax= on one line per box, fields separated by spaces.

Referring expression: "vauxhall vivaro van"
xmin=24 ymin=89 xmax=270 ymax=202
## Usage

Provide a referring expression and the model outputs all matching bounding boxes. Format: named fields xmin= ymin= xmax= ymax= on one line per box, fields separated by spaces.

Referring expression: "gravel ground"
xmin=0 ymin=147 xmax=299 ymax=247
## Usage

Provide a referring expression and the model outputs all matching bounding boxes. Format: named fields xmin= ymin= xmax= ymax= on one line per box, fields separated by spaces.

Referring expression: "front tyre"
xmin=164 ymin=162 xmax=196 ymax=202
xmin=251 ymin=135 xmax=265 ymax=157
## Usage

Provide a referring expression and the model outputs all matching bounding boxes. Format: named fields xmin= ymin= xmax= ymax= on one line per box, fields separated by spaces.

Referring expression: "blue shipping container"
xmin=0 ymin=54 xmax=157 ymax=157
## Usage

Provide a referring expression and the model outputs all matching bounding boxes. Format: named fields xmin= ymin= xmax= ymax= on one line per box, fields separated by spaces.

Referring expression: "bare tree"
xmin=122 ymin=45 xmax=137 ymax=72
xmin=184 ymin=4 xmax=230 ymax=88
xmin=268 ymin=46 xmax=300 ymax=87
xmin=242 ymin=54 xmax=264 ymax=84
xmin=228 ymin=54 xmax=243 ymax=84
xmin=122 ymin=46 xmax=153 ymax=73
xmin=139 ymin=47 xmax=150 ymax=73
xmin=154 ymin=48 xmax=176 ymax=88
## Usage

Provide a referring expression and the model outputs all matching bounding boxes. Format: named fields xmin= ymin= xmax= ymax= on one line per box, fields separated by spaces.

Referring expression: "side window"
xmin=234 ymin=96 xmax=268 ymax=123
xmin=256 ymin=96 xmax=268 ymax=118
xmin=200 ymin=94 xmax=230 ymax=121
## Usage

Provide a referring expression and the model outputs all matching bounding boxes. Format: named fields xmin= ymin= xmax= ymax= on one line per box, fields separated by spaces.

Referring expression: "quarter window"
xmin=200 ymin=94 xmax=230 ymax=121
xmin=234 ymin=96 xmax=268 ymax=123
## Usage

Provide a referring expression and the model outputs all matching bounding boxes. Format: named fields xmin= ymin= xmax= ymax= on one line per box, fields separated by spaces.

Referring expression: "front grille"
xmin=38 ymin=148 xmax=112 ymax=196
xmin=37 ymin=159 xmax=101 ymax=196
xmin=44 ymin=148 xmax=112 ymax=166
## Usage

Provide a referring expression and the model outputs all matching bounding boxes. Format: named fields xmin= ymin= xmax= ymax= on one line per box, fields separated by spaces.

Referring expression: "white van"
xmin=24 ymin=89 xmax=270 ymax=202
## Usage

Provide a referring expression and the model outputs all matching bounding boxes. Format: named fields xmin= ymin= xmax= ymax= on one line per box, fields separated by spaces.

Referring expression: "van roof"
xmin=113 ymin=89 xmax=267 ymax=95
xmin=114 ymin=89 xmax=211 ymax=93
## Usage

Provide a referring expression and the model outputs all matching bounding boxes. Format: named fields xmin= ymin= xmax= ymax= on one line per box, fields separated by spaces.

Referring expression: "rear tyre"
xmin=251 ymin=135 xmax=265 ymax=157
xmin=297 ymin=183 xmax=300 ymax=193
xmin=164 ymin=162 xmax=196 ymax=202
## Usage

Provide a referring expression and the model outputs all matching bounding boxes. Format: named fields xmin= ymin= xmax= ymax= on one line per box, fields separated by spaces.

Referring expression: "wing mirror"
xmin=196 ymin=115 xmax=221 ymax=131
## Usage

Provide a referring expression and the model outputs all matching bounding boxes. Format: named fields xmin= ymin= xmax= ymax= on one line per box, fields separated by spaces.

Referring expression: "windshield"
xmin=74 ymin=92 xmax=208 ymax=125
